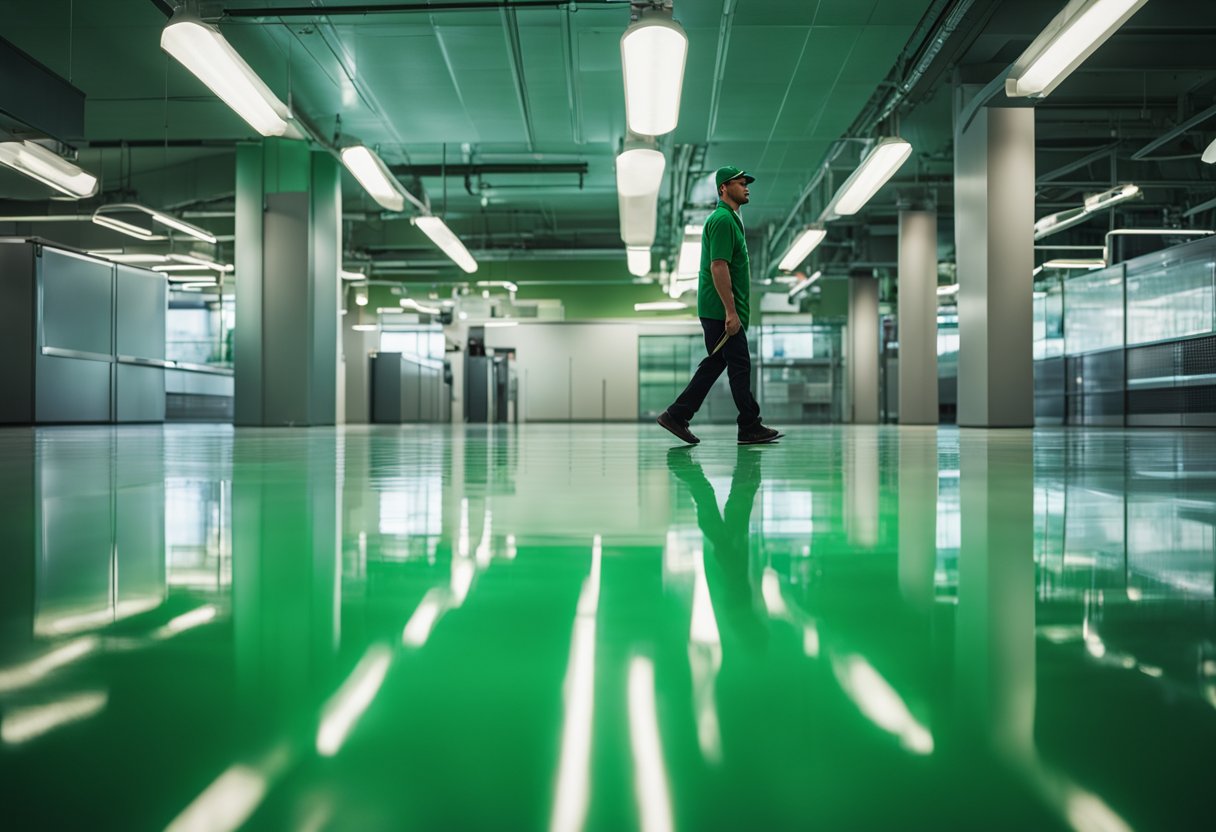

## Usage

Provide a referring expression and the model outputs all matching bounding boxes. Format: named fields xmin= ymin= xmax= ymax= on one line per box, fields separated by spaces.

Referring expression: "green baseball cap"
xmin=715 ymin=165 xmax=756 ymax=189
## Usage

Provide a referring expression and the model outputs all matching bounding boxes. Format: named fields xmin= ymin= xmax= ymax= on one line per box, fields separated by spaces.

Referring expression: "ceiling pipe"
xmin=220 ymin=1 xmax=630 ymax=18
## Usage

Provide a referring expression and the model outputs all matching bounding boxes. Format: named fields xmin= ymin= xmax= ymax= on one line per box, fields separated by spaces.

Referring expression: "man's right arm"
xmin=711 ymin=259 xmax=740 ymax=335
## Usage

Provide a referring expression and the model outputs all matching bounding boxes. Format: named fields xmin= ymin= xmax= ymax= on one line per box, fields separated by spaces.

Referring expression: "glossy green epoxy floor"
xmin=1 ymin=424 xmax=1214 ymax=831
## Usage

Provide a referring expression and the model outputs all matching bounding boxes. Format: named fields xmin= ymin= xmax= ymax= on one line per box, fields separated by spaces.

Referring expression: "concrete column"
xmin=954 ymin=105 xmax=1035 ymax=427
xmin=898 ymin=210 xmax=939 ymax=424
xmin=235 ymin=139 xmax=341 ymax=427
xmin=847 ymin=275 xmax=879 ymax=424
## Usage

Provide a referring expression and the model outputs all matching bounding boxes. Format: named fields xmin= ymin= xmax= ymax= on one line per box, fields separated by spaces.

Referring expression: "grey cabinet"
xmin=0 ymin=240 xmax=167 ymax=424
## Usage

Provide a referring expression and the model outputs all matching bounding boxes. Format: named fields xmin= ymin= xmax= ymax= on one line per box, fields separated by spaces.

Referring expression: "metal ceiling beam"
xmin=1037 ymin=142 xmax=1118 ymax=183
xmin=500 ymin=7 xmax=535 ymax=151
xmin=389 ymin=163 xmax=588 ymax=177
xmin=1130 ymin=102 xmax=1216 ymax=160
xmin=222 ymin=1 xmax=629 ymax=17
xmin=1183 ymin=194 xmax=1216 ymax=218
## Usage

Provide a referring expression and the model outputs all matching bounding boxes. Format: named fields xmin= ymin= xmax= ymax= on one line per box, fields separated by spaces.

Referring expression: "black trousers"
xmin=667 ymin=317 xmax=761 ymax=429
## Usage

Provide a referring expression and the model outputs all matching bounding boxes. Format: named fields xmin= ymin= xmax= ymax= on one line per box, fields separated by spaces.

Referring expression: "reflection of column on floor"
xmin=956 ymin=430 xmax=1035 ymax=753
xmin=0 ymin=432 xmax=33 ymax=647
xmin=898 ymin=427 xmax=939 ymax=612
xmin=954 ymin=430 xmax=1132 ymax=830
xmin=232 ymin=432 xmax=341 ymax=719
xmin=845 ymin=426 xmax=880 ymax=548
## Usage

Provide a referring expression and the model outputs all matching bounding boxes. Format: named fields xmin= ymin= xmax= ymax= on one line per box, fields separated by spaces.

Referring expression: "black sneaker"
xmin=738 ymin=423 xmax=782 ymax=445
xmin=657 ymin=411 xmax=700 ymax=445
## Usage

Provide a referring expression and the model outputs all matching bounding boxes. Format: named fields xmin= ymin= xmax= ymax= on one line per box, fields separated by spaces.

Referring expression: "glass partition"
xmin=166 ymin=291 xmax=233 ymax=368
xmin=1126 ymin=250 xmax=1215 ymax=346
xmin=1063 ymin=266 xmax=1124 ymax=355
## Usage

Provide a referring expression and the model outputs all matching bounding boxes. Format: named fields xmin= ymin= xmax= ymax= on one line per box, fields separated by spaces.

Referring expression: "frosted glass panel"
xmin=1064 ymin=268 xmax=1124 ymax=354
xmin=1126 ymin=257 xmax=1215 ymax=346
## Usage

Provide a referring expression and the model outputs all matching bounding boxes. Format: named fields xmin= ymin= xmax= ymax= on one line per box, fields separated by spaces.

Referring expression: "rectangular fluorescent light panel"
xmin=1005 ymin=0 xmax=1148 ymax=98
xmin=412 ymin=215 xmax=477 ymax=273
xmin=340 ymin=146 xmax=407 ymax=213
xmin=161 ymin=11 xmax=290 ymax=137
xmin=830 ymin=138 xmax=913 ymax=216
xmin=0 ymin=141 xmax=98 ymax=198
xmin=777 ymin=227 xmax=826 ymax=271
xmin=620 ymin=13 xmax=688 ymax=137
xmin=626 ymin=247 xmax=650 ymax=277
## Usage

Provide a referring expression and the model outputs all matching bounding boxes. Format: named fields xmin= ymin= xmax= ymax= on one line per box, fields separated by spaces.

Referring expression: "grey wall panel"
xmin=35 ymin=354 xmax=111 ymax=422
xmin=263 ymin=192 xmax=312 ymax=425
xmin=40 ymin=247 xmax=113 ymax=355
xmin=0 ymin=243 xmax=34 ymax=423
xmin=309 ymin=154 xmax=340 ymax=425
xmin=115 ymin=265 xmax=166 ymax=360
xmin=116 ymin=364 xmax=166 ymax=423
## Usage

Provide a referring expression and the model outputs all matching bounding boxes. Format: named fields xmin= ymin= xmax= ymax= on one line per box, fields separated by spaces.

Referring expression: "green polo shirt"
xmin=697 ymin=200 xmax=750 ymax=329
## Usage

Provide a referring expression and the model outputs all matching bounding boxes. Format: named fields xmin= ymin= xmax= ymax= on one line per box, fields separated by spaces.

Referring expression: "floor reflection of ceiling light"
xmin=628 ymin=656 xmax=674 ymax=832
xmin=0 ymin=637 xmax=99 ymax=694
xmin=316 ymin=646 xmax=392 ymax=757
xmin=1 ymin=691 xmax=107 ymax=745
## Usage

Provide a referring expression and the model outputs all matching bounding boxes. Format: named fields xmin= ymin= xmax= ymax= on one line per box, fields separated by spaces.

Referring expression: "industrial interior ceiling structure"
xmin=0 ymin=0 xmax=1214 ymax=289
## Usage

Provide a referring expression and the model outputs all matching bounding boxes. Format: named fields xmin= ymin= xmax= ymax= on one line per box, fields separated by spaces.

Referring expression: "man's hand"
xmin=725 ymin=312 xmax=741 ymax=336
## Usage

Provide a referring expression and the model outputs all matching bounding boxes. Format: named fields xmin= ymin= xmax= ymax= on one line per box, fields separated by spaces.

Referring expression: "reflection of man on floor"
xmin=668 ymin=446 xmax=768 ymax=651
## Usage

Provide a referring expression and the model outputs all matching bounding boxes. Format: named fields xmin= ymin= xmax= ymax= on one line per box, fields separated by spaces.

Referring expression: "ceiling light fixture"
xmin=484 ymin=320 xmax=519 ymax=328
xmin=352 ymin=324 xmax=378 ymax=332
xmin=828 ymin=138 xmax=913 ymax=216
xmin=1042 ymin=258 xmax=1106 ymax=269
xmin=340 ymin=146 xmax=410 ymax=212
xmin=626 ymin=247 xmax=650 ymax=277
xmin=412 ymin=215 xmax=478 ymax=273
xmin=0 ymin=141 xmax=98 ymax=198
xmin=936 ymin=283 xmax=960 ymax=296
xmin=340 ymin=269 xmax=366 ymax=281
xmin=355 ymin=291 xmax=368 ymax=307
xmin=620 ymin=9 xmax=688 ymax=137
xmin=1005 ymin=0 xmax=1148 ymax=99
xmin=787 ymin=270 xmax=822 ymax=300
xmin=160 ymin=9 xmax=292 ymax=137
xmin=634 ymin=301 xmax=687 ymax=312
xmin=1203 ymin=138 xmax=1216 ymax=165
xmin=399 ymin=298 xmax=441 ymax=315
xmin=777 ymin=227 xmax=827 ymax=272
xmin=616 ymin=147 xmax=666 ymax=198
xmin=1034 ymin=183 xmax=1141 ymax=239
xmin=477 ymin=280 xmax=519 ymax=293
xmin=92 ymin=203 xmax=216 ymax=244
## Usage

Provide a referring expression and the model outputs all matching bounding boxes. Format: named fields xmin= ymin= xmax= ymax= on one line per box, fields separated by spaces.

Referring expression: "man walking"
xmin=657 ymin=165 xmax=781 ymax=445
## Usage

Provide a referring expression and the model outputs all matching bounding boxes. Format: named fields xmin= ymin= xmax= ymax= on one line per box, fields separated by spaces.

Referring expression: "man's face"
xmin=722 ymin=176 xmax=750 ymax=205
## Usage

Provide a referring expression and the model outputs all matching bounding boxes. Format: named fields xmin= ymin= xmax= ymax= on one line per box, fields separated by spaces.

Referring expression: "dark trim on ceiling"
xmin=149 ymin=0 xmax=177 ymax=17
xmin=222 ymin=1 xmax=628 ymax=18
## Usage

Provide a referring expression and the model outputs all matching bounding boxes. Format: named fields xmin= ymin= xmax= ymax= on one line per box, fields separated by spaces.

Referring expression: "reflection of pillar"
xmin=845 ymin=426 xmax=880 ymax=547
xmin=115 ymin=429 xmax=167 ymax=611
xmin=897 ymin=426 xmax=938 ymax=611
xmin=235 ymin=139 xmax=341 ymax=426
xmin=897 ymin=210 xmax=939 ymax=425
xmin=0 ymin=432 xmax=34 ymax=646
xmin=954 ymin=104 xmax=1035 ymax=427
xmin=955 ymin=431 xmax=1035 ymax=754
xmin=233 ymin=433 xmax=341 ymax=720
xmin=847 ymin=275 xmax=880 ymax=424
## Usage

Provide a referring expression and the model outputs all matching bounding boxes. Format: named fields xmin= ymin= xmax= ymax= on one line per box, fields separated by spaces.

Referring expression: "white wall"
xmin=484 ymin=319 xmax=700 ymax=422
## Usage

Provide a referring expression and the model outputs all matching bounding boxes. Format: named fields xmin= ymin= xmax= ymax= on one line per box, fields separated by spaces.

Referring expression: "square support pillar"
xmin=235 ymin=140 xmax=341 ymax=426
xmin=847 ymin=275 xmax=879 ymax=424
xmin=954 ymin=106 xmax=1035 ymax=427
xmin=898 ymin=210 xmax=939 ymax=424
